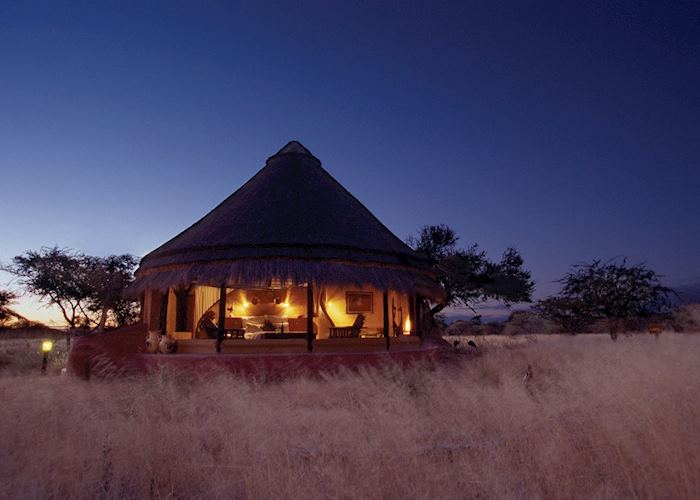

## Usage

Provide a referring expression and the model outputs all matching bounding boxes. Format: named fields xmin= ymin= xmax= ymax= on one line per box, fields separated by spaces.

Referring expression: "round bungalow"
xmin=130 ymin=141 xmax=444 ymax=355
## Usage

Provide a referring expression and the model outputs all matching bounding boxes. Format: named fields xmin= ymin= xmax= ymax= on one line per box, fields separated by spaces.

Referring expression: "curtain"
xmin=193 ymin=286 xmax=220 ymax=333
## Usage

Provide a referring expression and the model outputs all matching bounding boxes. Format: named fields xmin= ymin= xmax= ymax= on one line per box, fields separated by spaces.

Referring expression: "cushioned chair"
xmin=329 ymin=313 xmax=365 ymax=338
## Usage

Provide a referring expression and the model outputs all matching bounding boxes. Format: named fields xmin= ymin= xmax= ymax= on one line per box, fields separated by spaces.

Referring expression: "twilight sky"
xmin=1 ymin=1 xmax=699 ymax=324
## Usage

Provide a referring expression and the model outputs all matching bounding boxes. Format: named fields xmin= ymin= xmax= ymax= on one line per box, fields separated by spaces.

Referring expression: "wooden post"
xmin=159 ymin=289 xmax=169 ymax=335
xmin=216 ymin=284 xmax=226 ymax=353
xmin=383 ymin=291 xmax=390 ymax=350
xmin=306 ymin=282 xmax=314 ymax=352
xmin=140 ymin=291 xmax=147 ymax=325
xmin=408 ymin=295 xmax=414 ymax=336
xmin=414 ymin=294 xmax=422 ymax=338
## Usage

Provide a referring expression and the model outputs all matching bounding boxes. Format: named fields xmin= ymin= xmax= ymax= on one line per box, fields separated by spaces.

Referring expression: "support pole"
xmin=414 ymin=294 xmax=422 ymax=338
xmin=159 ymin=289 xmax=169 ymax=335
xmin=216 ymin=284 xmax=226 ymax=353
xmin=41 ymin=353 xmax=48 ymax=375
xmin=306 ymin=282 xmax=314 ymax=352
xmin=408 ymin=295 xmax=415 ymax=336
xmin=383 ymin=291 xmax=390 ymax=350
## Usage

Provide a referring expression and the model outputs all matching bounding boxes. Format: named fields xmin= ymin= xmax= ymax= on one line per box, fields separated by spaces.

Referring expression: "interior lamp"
xmin=403 ymin=318 xmax=412 ymax=335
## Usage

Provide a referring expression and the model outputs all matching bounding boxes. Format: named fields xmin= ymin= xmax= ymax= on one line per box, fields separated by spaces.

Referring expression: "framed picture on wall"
xmin=346 ymin=291 xmax=374 ymax=314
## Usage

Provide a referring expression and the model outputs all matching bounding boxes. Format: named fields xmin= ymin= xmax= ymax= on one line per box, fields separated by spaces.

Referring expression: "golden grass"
xmin=1 ymin=334 xmax=698 ymax=499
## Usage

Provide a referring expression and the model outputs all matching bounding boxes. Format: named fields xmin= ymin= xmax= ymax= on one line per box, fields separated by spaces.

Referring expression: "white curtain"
xmin=193 ymin=286 xmax=220 ymax=332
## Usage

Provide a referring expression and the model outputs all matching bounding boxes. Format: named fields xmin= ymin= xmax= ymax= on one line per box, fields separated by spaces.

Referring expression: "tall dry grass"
xmin=1 ymin=334 xmax=699 ymax=499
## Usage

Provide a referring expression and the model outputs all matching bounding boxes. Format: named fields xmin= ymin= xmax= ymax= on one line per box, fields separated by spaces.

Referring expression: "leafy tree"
xmin=5 ymin=247 xmax=139 ymax=343
xmin=542 ymin=259 xmax=674 ymax=339
xmin=534 ymin=296 xmax=593 ymax=334
xmin=8 ymin=247 xmax=92 ymax=330
xmin=0 ymin=289 xmax=25 ymax=328
xmin=408 ymin=224 xmax=535 ymax=318
xmin=83 ymin=254 xmax=139 ymax=330
xmin=111 ymin=298 xmax=141 ymax=327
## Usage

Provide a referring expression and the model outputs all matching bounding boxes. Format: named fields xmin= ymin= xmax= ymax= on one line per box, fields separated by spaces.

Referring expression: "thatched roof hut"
xmin=130 ymin=141 xmax=442 ymax=299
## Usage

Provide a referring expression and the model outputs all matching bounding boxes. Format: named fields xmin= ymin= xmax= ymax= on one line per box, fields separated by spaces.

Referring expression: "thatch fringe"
xmin=127 ymin=258 xmax=443 ymax=299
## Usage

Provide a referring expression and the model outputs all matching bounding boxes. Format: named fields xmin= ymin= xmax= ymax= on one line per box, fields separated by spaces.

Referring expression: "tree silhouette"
xmin=539 ymin=259 xmax=674 ymax=339
xmin=408 ymin=224 xmax=534 ymax=318
xmin=5 ymin=247 xmax=139 ymax=344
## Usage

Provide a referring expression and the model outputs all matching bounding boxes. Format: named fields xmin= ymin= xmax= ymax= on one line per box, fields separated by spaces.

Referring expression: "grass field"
xmin=1 ymin=333 xmax=698 ymax=499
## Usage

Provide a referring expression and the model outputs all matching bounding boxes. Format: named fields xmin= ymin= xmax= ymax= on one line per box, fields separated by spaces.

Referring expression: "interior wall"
xmin=321 ymin=285 xmax=412 ymax=337
xmin=162 ymin=283 xmax=413 ymax=338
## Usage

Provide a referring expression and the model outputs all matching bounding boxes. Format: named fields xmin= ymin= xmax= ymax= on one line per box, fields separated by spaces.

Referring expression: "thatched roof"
xmin=130 ymin=141 xmax=443 ymax=298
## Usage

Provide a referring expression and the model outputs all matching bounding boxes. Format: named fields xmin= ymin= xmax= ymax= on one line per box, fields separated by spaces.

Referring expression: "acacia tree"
xmin=8 ymin=247 xmax=92 ymax=331
xmin=0 ymin=289 xmax=26 ymax=328
xmin=83 ymin=254 xmax=139 ymax=330
xmin=541 ymin=259 xmax=674 ymax=339
xmin=5 ymin=247 xmax=139 ymax=344
xmin=408 ymin=224 xmax=534 ymax=319
xmin=534 ymin=296 xmax=593 ymax=334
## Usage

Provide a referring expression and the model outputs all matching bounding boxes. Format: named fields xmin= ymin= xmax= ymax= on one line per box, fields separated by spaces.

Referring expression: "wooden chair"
xmin=223 ymin=317 xmax=246 ymax=339
xmin=329 ymin=314 xmax=365 ymax=338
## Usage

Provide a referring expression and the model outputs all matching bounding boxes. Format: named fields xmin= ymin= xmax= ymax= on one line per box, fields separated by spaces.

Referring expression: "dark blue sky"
xmin=1 ymin=1 xmax=699 ymax=322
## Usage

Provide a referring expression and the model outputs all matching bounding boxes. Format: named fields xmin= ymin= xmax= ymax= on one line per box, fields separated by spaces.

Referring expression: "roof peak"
xmin=275 ymin=140 xmax=314 ymax=156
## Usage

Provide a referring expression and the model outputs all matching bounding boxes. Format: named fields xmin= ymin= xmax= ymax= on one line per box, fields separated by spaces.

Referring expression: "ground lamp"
xmin=41 ymin=340 xmax=53 ymax=375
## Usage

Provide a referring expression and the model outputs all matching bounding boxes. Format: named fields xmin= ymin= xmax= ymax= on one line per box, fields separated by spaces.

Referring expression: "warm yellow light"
xmin=282 ymin=302 xmax=290 ymax=308
xmin=403 ymin=318 xmax=412 ymax=335
xmin=41 ymin=340 xmax=54 ymax=353
xmin=242 ymin=301 xmax=250 ymax=308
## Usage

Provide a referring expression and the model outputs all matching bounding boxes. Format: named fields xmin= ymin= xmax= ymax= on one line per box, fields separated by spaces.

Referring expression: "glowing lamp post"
xmin=41 ymin=340 xmax=53 ymax=375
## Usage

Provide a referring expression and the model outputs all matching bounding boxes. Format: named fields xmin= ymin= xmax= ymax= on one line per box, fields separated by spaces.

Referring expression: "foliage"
xmin=82 ymin=254 xmax=140 ymax=330
xmin=540 ymin=259 xmax=674 ymax=339
xmin=5 ymin=247 xmax=139 ymax=330
xmin=534 ymin=296 xmax=594 ymax=334
xmin=0 ymin=290 xmax=25 ymax=327
xmin=502 ymin=310 xmax=553 ymax=336
xmin=6 ymin=247 xmax=90 ymax=328
xmin=408 ymin=224 xmax=534 ymax=317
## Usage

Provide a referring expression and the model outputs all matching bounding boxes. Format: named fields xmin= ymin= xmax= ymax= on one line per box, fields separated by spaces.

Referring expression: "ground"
xmin=1 ymin=331 xmax=698 ymax=499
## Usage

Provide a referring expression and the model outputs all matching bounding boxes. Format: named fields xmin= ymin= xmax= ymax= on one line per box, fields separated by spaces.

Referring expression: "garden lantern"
xmin=41 ymin=340 xmax=53 ymax=374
